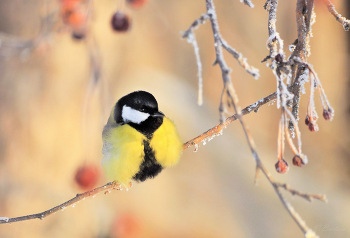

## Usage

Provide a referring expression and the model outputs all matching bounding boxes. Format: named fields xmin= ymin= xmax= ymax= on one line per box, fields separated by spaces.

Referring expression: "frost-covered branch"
xmin=182 ymin=14 xmax=210 ymax=39
xmin=220 ymin=38 xmax=260 ymax=79
xmin=0 ymin=181 xmax=122 ymax=224
xmin=184 ymin=33 xmax=204 ymax=105
xmin=240 ymin=0 xmax=255 ymax=8
xmin=264 ymin=0 xmax=284 ymax=60
xmin=203 ymin=1 xmax=322 ymax=237
xmin=182 ymin=14 xmax=209 ymax=106
xmin=182 ymin=10 xmax=259 ymax=106
xmin=183 ymin=91 xmax=277 ymax=151
xmin=322 ymin=0 xmax=350 ymax=31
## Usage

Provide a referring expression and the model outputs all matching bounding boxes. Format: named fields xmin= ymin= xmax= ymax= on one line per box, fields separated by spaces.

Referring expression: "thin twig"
xmin=182 ymin=14 xmax=209 ymax=106
xmin=0 ymin=182 xmax=121 ymax=224
xmin=322 ymin=0 xmax=350 ymax=31
xmin=182 ymin=14 xmax=209 ymax=39
xmin=240 ymin=0 xmax=255 ymax=8
xmin=220 ymin=38 xmax=260 ymax=79
xmin=187 ymin=33 xmax=204 ymax=105
xmin=275 ymin=182 xmax=327 ymax=203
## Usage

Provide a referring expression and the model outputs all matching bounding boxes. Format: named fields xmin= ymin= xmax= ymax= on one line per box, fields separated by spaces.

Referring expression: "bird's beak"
xmin=152 ymin=111 xmax=165 ymax=117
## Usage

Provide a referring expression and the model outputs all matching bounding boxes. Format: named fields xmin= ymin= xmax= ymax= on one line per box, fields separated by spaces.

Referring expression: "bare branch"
xmin=322 ymin=0 xmax=350 ymax=31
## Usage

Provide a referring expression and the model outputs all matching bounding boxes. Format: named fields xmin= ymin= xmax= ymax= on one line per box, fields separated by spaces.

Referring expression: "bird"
xmin=101 ymin=91 xmax=183 ymax=187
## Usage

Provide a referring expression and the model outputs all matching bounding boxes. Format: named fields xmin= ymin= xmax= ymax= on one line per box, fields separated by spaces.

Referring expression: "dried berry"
xmin=72 ymin=30 xmax=86 ymax=40
xmin=126 ymin=0 xmax=149 ymax=9
xmin=292 ymin=155 xmax=305 ymax=167
xmin=75 ymin=164 xmax=100 ymax=190
xmin=308 ymin=122 xmax=319 ymax=132
xmin=305 ymin=115 xmax=310 ymax=126
xmin=275 ymin=53 xmax=283 ymax=63
xmin=111 ymin=11 xmax=131 ymax=32
xmin=275 ymin=159 xmax=289 ymax=174
xmin=323 ymin=108 xmax=334 ymax=121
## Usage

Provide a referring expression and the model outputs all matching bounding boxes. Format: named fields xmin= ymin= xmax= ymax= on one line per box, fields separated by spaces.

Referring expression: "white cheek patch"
xmin=122 ymin=105 xmax=150 ymax=124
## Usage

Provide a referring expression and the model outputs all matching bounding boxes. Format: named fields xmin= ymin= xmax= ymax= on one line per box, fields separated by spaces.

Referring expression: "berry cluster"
xmin=59 ymin=0 xmax=149 ymax=39
xmin=60 ymin=0 xmax=88 ymax=40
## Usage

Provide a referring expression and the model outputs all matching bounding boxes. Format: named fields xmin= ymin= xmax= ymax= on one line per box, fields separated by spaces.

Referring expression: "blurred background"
xmin=0 ymin=0 xmax=349 ymax=237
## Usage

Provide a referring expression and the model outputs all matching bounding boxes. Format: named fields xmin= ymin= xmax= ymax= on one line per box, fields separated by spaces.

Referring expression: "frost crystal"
xmin=299 ymin=68 xmax=310 ymax=95
xmin=268 ymin=99 xmax=276 ymax=106
xmin=0 ymin=217 xmax=9 ymax=222
xmin=194 ymin=144 xmax=199 ymax=152
xmin=289 ymin=44 xmax=296 ymax=52
xmin=291 ymin=130 xmax=295 ymax=139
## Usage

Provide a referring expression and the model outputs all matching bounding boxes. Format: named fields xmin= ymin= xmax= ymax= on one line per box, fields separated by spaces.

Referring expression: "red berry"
xmin=111 ymin=213 xmax=141 ymax=238
xmin=75 ymin=164 xmax=100 ymax=190
xmin=126 ymin=0 xmax=149 ymax=9
xmin=111 ymin=11 xmax=131 ymax=32
xmin=275 ymin=159 xmax=289 ymax=174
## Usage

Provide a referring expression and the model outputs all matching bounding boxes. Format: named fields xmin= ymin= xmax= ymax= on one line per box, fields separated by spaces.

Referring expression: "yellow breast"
xmin=150 ymin=117 xmax=183 ymax=167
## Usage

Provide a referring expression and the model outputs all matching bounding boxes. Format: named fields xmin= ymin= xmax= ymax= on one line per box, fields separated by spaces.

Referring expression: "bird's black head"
xmin=114 ymin=91 xmax=165 ymax=136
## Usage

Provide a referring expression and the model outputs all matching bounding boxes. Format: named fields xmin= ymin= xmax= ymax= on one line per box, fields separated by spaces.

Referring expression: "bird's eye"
xmin=140 ymin=108 xmax=145 ymax=112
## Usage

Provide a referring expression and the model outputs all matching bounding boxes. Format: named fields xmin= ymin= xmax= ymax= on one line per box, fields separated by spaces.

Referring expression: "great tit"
xmin=101 ymin=91 xmax=183 ymax=186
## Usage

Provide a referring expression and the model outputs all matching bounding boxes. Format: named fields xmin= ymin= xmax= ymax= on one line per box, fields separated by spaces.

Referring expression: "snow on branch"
xmin=322 ymin=0 xmax=350 ymax=31
xmin=240 ymin=0 xmax=254 ymax=8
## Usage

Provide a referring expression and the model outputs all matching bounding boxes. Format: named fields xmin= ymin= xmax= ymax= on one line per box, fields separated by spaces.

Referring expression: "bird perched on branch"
xmin=101 ymin=91 xmax=183 ymax=187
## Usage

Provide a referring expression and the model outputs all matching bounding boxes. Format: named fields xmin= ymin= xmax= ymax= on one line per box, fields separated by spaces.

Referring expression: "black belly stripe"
xmin=132 ymin=139 xmax=163 ymax=182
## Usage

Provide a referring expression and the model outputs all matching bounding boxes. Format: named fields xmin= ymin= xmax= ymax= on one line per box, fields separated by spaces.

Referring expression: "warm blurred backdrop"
xmin=0 ymin=0 xmax=349 ymax=237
